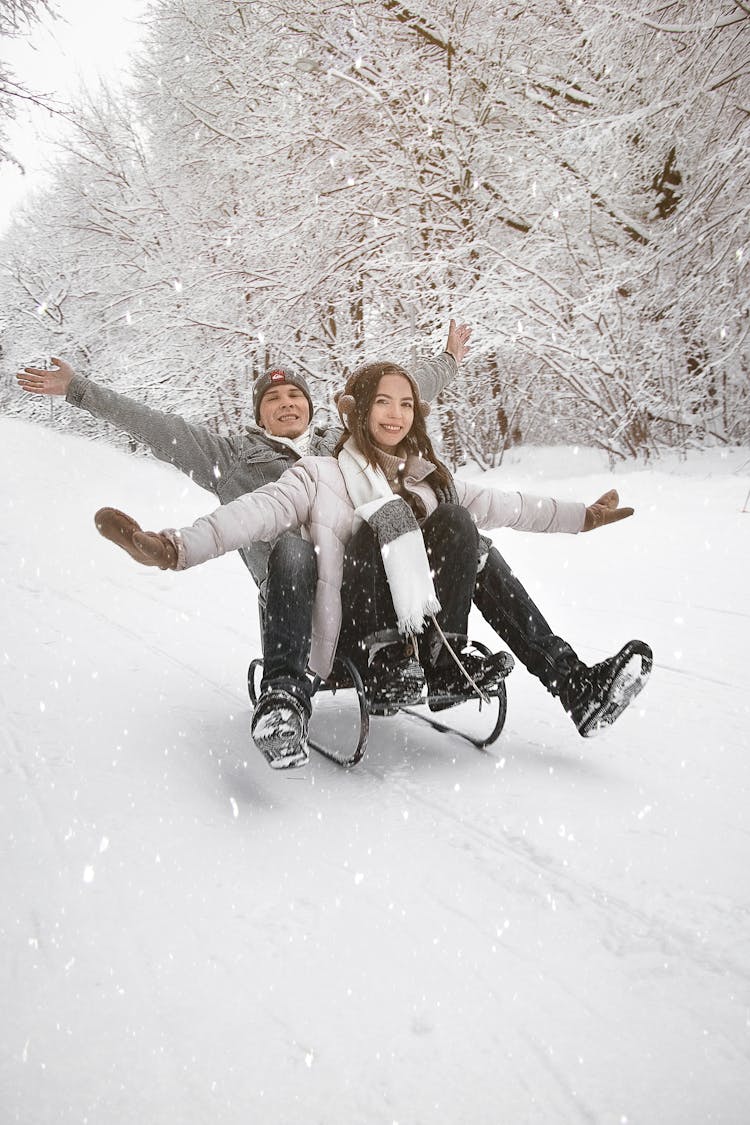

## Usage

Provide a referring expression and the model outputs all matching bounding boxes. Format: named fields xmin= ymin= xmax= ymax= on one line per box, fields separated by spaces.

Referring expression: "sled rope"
xmin=428 ymin=615 xmax=491 ymax=705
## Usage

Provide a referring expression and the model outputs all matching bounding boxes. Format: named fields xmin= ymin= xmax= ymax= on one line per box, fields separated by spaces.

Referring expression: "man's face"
xmin=258 ymin=384 xmax=311 ymax=439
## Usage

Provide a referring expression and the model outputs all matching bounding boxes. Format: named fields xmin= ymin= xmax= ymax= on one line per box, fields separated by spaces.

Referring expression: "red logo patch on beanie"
xmin=268 ymin=369 xmax=287 ymax=383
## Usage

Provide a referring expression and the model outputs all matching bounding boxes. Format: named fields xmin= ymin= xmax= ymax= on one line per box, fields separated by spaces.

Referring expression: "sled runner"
xmin=248 ymin=632 xmax=512 ymax=768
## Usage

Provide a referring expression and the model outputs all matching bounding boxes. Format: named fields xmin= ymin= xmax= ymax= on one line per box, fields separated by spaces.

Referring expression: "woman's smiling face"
xmin=367 ymin=372 xmax=415 ymax=451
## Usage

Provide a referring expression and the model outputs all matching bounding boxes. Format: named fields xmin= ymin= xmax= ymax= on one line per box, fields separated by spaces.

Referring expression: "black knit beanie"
xmin=252 ymin=366 xmax=314 ymax=424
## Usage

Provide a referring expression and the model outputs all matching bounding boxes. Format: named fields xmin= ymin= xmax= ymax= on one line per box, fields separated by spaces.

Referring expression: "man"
xmin=18 ymin=326 xmax=651 ymax=769
xmin=17 ymin=323 xmax=470 ymax=752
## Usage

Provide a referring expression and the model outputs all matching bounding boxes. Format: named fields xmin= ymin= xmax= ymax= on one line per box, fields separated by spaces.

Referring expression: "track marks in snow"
xmin=366 ymin=758 xmax=750 ymax=992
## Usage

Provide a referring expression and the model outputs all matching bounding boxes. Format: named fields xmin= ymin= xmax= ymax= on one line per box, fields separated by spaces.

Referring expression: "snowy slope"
xmin=2 ymin=416 xmax=749 ymax=1125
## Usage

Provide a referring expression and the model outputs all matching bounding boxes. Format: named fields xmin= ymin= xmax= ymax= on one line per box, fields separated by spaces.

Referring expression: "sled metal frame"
xmin=247 ymin=640 xmax=508 ymax=769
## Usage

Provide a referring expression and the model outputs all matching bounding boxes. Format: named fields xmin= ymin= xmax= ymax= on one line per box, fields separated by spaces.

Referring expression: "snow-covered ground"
xmin=2 ymin=415 xmax=749 ymax=1125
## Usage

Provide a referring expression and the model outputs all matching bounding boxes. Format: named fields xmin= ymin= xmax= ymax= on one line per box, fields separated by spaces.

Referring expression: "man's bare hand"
xmin=583 ymin=489 xmax=634 ymax=532
xmin=16 ymin=357 xmax=75 ymax=397
xmin=445 ymin=319 xmax=472 ymax=364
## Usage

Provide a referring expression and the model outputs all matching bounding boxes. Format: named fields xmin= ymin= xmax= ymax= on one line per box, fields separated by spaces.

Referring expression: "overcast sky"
xmin=0 ymin=0 xmax=149 ymax=233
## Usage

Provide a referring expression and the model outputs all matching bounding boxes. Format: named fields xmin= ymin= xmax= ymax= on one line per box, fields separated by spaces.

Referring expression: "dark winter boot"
xmin=251 ymin=689 xmax=310 ymax=770
xmin=363 ymin=636 xmax=426 ymax=709
xmin=559 ymin=640 xmax=653 ymax=738
xmin=427 ymin=647 xmax=515 ymax=712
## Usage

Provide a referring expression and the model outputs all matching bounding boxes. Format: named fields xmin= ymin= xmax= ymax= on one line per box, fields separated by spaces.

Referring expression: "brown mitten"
xmin=94 ymin=507 xmax=178 ymax=570
xmin=583 ymin=490 xmax=634 ymax=532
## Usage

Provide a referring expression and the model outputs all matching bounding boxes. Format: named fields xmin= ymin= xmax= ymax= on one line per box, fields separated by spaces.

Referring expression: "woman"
xmin=96 ymin=362 xmax=603 ymax=770
xmin=330 ymin=363 xmax=515 ymax=710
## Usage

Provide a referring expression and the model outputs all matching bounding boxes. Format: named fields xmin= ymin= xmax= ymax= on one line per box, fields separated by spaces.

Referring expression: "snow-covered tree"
xmin=2 ymin=0 xmax=748 ymax=461
xmin=0 ymin=0 xmax=59 ymax=167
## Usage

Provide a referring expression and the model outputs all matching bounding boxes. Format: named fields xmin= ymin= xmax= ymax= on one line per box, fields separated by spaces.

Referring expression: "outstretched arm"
xmin=411 ymin=317 xmax=472 ymax=401
xmin=582 ymin=490 xmax=634 ymax=532
xmin=96 ymin=461 xmax=316 ymax=571
xmin=458 ymin=483 xmax=635 ymax=535
xmin=17 ymin=356 xmax=237 ymax=493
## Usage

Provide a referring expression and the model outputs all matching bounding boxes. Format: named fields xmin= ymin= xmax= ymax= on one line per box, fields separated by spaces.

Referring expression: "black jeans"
xmin=260 ymin=526 xmax=579 ymax=709
xmin=473 ymin=545 xmax=578 ymax=695
xmin=337 ymin=504 xmax=479 ymax=672
xmin=260 ymin=533 xmax=317 ymax=714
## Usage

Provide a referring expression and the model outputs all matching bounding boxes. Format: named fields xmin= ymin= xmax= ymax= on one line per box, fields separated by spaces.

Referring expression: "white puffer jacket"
xmin=171 ymin=455 xmax=585 ymax=678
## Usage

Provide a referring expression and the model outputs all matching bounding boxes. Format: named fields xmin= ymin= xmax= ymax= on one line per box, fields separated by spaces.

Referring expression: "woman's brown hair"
xmin=333 ymin=361 xmax=454 ymax=493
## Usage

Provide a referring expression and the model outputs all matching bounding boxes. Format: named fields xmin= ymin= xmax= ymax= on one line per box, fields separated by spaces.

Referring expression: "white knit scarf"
xmin=337 ymin=438 xmax=440 ymax=634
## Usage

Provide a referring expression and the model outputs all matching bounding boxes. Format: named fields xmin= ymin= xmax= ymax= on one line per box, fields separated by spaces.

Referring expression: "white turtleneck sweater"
xmin=263 ymin=428 xmax=312 ymax=458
